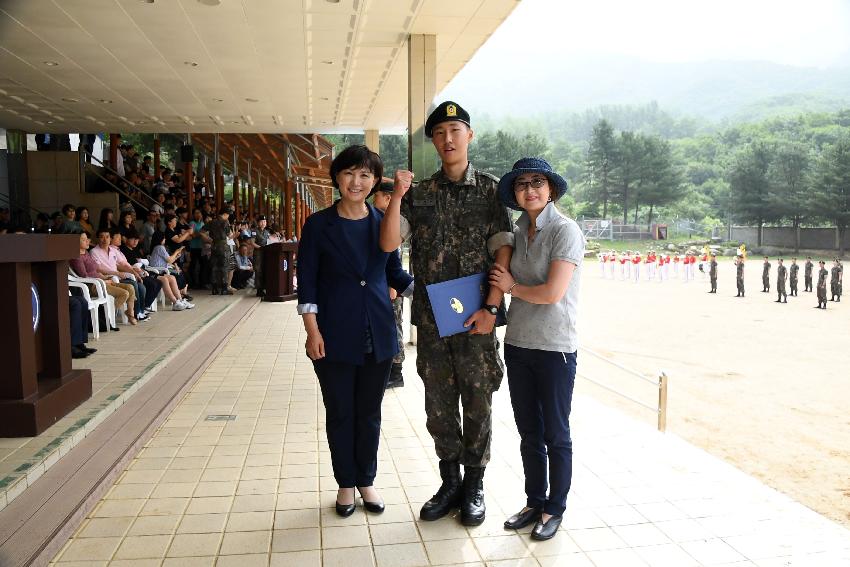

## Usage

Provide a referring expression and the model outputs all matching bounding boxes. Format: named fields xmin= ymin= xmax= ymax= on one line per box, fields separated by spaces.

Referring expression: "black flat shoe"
xmin=531 ymin=515 xmax=563 ymax=541
xmin=83 ymin=347 xmax=98 ymax=354
xmin=504 ymin=507 xmax=541 ymax=530
xmin=335 ymin=501 xmax=356 ymax=517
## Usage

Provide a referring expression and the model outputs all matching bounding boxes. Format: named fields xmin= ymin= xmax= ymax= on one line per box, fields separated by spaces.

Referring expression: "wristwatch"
xmin=483 ymin=304 xmax=498 ymax=316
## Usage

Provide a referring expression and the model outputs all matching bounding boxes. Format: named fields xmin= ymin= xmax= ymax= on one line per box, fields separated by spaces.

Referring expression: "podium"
xmin=0 ymin=234 xmax=93 ymax=437
xmin=262 ymin=242 xmax=298 ymax=302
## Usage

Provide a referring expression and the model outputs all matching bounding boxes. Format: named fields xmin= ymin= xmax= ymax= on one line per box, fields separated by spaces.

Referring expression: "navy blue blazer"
xmin=297 ymin=202 xmax=413 ymax=365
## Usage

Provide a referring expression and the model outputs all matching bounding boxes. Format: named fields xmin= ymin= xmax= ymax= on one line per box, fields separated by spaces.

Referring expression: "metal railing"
xmin=577 ymin=345 xmax=669 ymax=432
xmin=82 ymin=152 xmax=155 ymax=213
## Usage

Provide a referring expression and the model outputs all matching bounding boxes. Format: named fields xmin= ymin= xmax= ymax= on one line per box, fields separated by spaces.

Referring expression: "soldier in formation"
xmin=789 ymin=258 xmax=799 ymax=296
xmin=831 ymin=259 xmax=843 ymax=302
xmin=816 ymin=261 xmax=829 ymax=309
xmin=708 ymin=253 xmax=718 ymax=293
xmin=775 ymin=258 xmax=787 ymax=303
xmin=761 ymin=256 xmax=771 ymax=293
xmin=804 ymin=257 xmax=814 ymax=292
xmin=735 ymin=255 xmax=745 ymax=297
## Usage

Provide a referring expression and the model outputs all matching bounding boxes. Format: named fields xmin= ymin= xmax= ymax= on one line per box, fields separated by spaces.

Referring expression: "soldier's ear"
xmin=467 ymin=127 xmax=474 ymax=144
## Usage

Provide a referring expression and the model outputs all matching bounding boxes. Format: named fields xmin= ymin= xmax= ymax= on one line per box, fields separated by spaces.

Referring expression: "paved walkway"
xmin=49 ymin=301 xmax=850 ymax=566
xmin=0 ymin=292 xmax=239 ymax=510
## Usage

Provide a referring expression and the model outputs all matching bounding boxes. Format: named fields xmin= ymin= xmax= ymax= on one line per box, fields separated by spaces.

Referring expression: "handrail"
xmin=0 ymin=192 xmax=49 ymax=218
xmin=83 ymin=163 xmax=152 ymax=214
xmin=83 ymin=151 xmax=157 ymax=209
xmin=577 ymin=346 xmax=669 ymax=432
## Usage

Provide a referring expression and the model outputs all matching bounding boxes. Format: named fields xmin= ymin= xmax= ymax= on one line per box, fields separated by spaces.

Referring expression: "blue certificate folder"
xmin=426 ymin=272 xmax=502 ymax=337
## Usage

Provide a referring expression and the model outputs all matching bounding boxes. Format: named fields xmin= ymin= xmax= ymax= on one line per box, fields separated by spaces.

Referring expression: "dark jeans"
xmin=504 ymin=344 xmax=576 ymax=517
xmin=69 ymin=295 xmax=88 ymax=346
xmin=142 ymin=275 xmax=162 ymax=309
xmin=189 ymin=248 xmax=206 ymax=288
xmin=121 ymin=278 xmax=145 ymax=317
xmin=313 ymin=353 xmax=392 ymax=487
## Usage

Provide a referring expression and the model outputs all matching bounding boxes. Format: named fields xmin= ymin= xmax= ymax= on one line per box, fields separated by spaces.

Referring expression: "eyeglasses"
xmin=513 ymin=177 xmax=548 ymax=192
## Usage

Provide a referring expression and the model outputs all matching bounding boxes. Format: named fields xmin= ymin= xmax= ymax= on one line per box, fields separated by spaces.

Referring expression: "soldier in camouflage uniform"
xmin=253 ymin=215 xmax=270 ymax=297
xmin=373 ymin=181 xmax=405 ymax=388
xmin=735 ymin=255 xmax=745 ymax=297
xmin=761 ymin=256 xmax=771 ymax=292
xmin=830 ymin=259 xmax=842 ymax=301
xmin=816 ymin=261 xmax=828 ymax=308
xmin=208 ymin=208 xmax=231 ymax=295
xmin=775 ymin=258 xmax=787 ymax=303
xmin=380 ymin=101 xmax=514 ymax=526
xmin=804 ymin=257 xmax=813 ymax=292
xmin=708 ymin=253 xmax=718 ymax=293
xmin=789 ymin=258 xmax=799 ymax=296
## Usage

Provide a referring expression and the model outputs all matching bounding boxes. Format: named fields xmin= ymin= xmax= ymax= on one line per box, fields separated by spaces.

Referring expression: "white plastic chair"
xmin=68 ymin=269 xmax=113 ymax=339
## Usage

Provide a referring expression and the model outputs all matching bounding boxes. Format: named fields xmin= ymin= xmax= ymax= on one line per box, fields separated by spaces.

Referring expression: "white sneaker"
xmin=183 ymin=300 xmax=195 ymax=309
xmin=172 ymin=301 xmax=186 ymax=311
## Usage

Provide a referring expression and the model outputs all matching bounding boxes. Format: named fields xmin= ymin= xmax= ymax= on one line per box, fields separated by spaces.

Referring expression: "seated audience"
xmin=69 ymin=294 xmax=97 ymax=359
xmin=89 ymin=228 xmax=139 ymax=324
xmin=149 ymin=230 xmax=194 ymax=309
xmin=232 ymin=242 xmax=254 ymax=289
xmin=69 ymin=232 xmax=131 ymax=331
xmin=77 ymin=206 xmax=94 ymax=237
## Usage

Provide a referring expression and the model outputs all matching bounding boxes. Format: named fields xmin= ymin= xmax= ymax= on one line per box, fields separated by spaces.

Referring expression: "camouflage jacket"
xmin=777 ymin=265 xmax=787 ymax=282
xmin=400 ymin=164 xmax=513 ymax=326
xmin=790 ymin=264 xmax=799 ymax=280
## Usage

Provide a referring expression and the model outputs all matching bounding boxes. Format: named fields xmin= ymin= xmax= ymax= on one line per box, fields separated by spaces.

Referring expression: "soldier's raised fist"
xmin=393 ymin=170 xmax=414 ymax=197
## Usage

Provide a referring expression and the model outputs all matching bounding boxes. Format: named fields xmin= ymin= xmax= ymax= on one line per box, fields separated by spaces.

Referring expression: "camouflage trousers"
xmin=737 ymin=277 xmax=744 ymax=294
xmin=818 ymin=285 xmax=827 ymax=302
xmin=831 ymin=282 xmax=841 ymax=297
xmin=790 ymin=278 xmax=798 ymax=294
xmin=804 ymin=276 xmax=813 ymax=291
xmin=210 ymin=248 xmax=228 ymax=289
xmin=392 ymin=296 xmax=405 ymax=364
xmin=415 ymin=317 xmax=505 ymax=467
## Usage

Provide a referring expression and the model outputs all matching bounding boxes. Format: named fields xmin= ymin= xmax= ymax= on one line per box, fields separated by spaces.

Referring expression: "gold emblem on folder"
xmin=450 ymin=297 xmax=463 ymax=314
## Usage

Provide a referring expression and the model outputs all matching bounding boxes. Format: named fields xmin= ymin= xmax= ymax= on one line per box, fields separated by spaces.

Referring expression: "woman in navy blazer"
xmin=297 ymin=145 xmax=413 ymax=518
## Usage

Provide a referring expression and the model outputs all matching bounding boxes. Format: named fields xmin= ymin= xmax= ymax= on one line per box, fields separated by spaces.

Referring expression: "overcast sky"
xmin=440 ymin=0 xmax=850 ymax=99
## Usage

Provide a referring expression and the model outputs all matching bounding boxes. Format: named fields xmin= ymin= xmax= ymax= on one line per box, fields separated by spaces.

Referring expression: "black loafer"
xmin=335 ymin=501 xmax=356 ymax=517
xmin=504 ymin=507 xmax=541 ymax=530
xmin=531 ymin=515 xmax=563 ymax=541
xmin=362 ymin=499 xmax=385 ymax=514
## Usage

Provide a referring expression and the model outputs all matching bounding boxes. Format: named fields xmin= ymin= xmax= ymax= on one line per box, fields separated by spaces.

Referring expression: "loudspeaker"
xmin=180 ymin=144 xmax=194 ymax=163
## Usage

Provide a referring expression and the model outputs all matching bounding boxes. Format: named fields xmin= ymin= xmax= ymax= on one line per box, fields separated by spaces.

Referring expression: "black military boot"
xmin=420 ymin=461 xmax=462 ymax=521
xmin=386 ymin=363 xmax=404 ymax=389
xmin=460 ymin=466 xmax=486 ymax=526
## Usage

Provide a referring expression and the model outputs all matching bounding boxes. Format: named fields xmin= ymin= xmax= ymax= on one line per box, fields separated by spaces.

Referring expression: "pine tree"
xmin=811 ymin=136 xmax=850 ymax=251
xmin=583 ymin=120 xmax=617 ymax=218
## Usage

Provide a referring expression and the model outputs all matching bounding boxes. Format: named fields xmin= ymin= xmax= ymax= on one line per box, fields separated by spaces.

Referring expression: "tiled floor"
xmin=50 ymin=301 xmax=850 ymax=566
xmin=0 ymin=291 xmax=243 ymax=509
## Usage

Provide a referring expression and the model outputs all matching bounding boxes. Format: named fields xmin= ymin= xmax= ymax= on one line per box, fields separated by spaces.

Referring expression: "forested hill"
xmin=455 ymin=55 xmax=850 ymax=125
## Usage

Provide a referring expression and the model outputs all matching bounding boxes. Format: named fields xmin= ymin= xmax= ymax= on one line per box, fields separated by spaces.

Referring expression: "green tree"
xmin=728 ymin=142 xmax=778 ymax=245
xmin=638 ymin=136 xmax=684 ymax=228
xmin=767 ymin=142 xmax=811 ymax=251
xmin=612 ymin=131 xmax=644 ymax=224
xmin=583 ymin=120 xmax=617 ymax=218
xmin=810 ymin=136 xmax=850 ymax=251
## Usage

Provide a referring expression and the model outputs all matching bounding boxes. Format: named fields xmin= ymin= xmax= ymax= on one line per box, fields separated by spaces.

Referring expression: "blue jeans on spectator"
xmin=142 ymin=275 xmax=162 ymax=310
xmin=69 ymin=295 xmax=88 ymax=346
xmin=504 ymin=345 xmax=576 ymax=517
xmin=121 ymin=278 xmax=145 ymax=317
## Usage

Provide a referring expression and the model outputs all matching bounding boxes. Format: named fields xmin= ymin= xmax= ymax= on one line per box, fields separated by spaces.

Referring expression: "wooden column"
xmin=153 ymin=134 xmax=161 ymax=180
xmin=215 ymin=163 xmax=223 ymax=211
xmin=184 ymin=135 xmax=194 ymax=212
xmin=285 ymin=180 xmax=294 ymax=239
xmin=295 ymin=191 xmax=302 ymax=239
xmin=204 ymin=158 xmax=213 ymax=200
xmin=109 ymin=133 xmax=120 ymax=171
xmin=233 ymin=176 xmax=240 ymax=218
xmin=247 ymin=183 xmax=254 ymax=221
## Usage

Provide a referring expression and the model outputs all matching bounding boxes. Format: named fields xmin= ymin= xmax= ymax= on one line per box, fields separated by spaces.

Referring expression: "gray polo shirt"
xmin=505 ymin=203 xmax=585 ymax=353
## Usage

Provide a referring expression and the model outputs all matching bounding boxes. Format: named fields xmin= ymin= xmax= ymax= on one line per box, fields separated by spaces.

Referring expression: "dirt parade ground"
xmin=573 ymin=258 xmax=850 ymax=528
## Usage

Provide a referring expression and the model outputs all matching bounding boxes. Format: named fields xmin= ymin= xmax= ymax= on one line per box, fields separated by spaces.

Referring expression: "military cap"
xmin=425 ymin=101 xmax=470 ymax=137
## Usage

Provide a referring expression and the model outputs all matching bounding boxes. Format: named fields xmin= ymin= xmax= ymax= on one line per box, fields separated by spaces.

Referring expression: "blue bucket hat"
xmin=497 ymin=157 xmax=568 ymax=211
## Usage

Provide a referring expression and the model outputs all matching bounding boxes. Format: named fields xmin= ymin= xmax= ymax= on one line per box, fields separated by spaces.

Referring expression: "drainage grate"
xmin=205 ymin=414 xmax=237 ymax=421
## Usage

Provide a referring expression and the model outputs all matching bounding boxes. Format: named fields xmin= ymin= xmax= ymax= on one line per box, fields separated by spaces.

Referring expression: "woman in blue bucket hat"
xmin=488 ymin=157 xmax=585 ymax=540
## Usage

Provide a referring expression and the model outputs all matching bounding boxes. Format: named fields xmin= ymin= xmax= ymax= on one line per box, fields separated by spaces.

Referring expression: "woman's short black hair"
xmin=329 ymin=145 xmax=383 ymax=190
xmin=150 ymin=231 xmax=166 ymax=247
